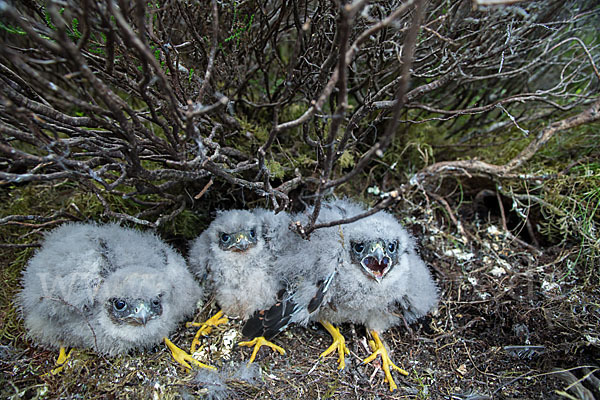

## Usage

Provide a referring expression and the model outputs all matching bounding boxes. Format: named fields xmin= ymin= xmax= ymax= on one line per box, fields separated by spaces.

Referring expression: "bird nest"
xmin=1 ymin=193 xmax=599 ymax=399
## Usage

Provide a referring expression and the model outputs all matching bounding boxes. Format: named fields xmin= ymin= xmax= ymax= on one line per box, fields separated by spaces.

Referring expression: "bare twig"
xmin=0 ymin=0 xmax=596 ymax=231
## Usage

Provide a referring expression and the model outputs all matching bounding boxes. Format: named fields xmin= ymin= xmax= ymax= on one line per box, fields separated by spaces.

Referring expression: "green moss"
xmin=164 ymin=209 xmax=206 ymax=240
xmin=236 ymin=115 xmax=268 ymax=145
xmin=536 ymin=166 xmax=600 ymax=273
xmin=0 ymin=247 xmax=32 ymax=345
xmin=338 ymin=150 xmax=355 ymax=169
xmin=294 ymin=153 xmax=317 ymax=168
xmin=281 ymin=103 xmax=308 ymax=123
xmin=266 ymin=160 xmax=286 ymax=179
xmin=505 ymin=125 xmax=599 ymax=275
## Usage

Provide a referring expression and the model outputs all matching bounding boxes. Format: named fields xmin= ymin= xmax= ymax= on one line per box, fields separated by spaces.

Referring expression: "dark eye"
xmin=220 ymin=233 xmax=231 ymax=243
xmin=249 ymin=229 xmax=256 ymax=238
xmin=152 ymin=298 xmax=161 ymax=307
xmin=352 ymin=242 xmax=365 ymax=253
xmin=113 ymin=299 xmax=127 ymax=311
xmin=388 ymin=241 xmax=397 ymax=253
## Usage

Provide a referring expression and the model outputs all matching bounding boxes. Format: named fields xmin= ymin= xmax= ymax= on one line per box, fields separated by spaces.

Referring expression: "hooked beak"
xmin=232 ymin=233 xmax=251 ymax=251
xmin=131 ymin=303 xmax=151 ymax=326
xmin=360 ymin=243 xmax=392 ymax=283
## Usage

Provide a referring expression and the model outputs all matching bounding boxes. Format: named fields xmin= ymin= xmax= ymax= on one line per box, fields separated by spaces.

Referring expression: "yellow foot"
xmin=186 ymin=310 xmax=229 ymax=353
xmin=238 ymin=336 xmax=285 ymax=363
xmin=45 ymin=346 xmax=73 ymax=376
xmin=164 ymin=337 xmax=215 ymax=370
xmin=363 ymin=330 xmax=408 ymax=392
xmin=320 ymin=320 xmax=350 ymax=369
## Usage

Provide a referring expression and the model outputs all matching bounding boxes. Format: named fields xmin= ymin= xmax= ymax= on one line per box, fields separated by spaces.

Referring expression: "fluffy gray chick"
xmin=187 ymin=208 xmax=291 ymax=362
xmin=17 ymin=222 xmax=211 ymax=371
xmin=272 ymin=199 xmax=438 ymax=391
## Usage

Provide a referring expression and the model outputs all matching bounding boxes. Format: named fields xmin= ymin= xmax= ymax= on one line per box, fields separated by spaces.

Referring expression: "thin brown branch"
xmin=197 ymin=0 xmax=219 ymax=103
xmin=414 ymin=96 xmax=600 ymax=181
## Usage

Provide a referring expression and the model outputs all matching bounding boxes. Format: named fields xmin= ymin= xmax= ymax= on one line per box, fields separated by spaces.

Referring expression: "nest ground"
xmin=1 ymin=192 xmax=598 ymax=400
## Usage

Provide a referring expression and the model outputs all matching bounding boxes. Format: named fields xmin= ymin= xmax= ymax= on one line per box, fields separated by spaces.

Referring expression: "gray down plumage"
xmin=277 ymin=199 xmax=438 ymax=332
xmin=188 ymin=209 xmax=291 ymax=320
xmin=17 ymin=222 xmax=202 ymax=356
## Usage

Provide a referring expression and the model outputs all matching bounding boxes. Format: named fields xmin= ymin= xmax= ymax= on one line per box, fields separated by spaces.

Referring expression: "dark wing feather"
xmin=242 ymin=289 xmax=298 ymax=340
xmin=242 ymin=269 xmax=336 ymax=340
xmin=307 ymin=269 xmax=336 ymax=313
xmin=241 ymin=309 xmax=270 ymax=339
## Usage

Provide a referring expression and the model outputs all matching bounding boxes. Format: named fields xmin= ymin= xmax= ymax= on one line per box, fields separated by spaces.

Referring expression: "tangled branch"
xmin=0 ymin=0 xmax=597 ymax=235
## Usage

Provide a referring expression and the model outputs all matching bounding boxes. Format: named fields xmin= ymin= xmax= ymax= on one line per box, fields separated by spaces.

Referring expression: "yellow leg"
xmin=238 ymin=336 xmax=285 ymax=363
xmin=164 ymin=337 xmax=215 ymax=370
xmin=45 ymin=346 xmax=73 ymax=376
xmin=186 ymin=310 xmax=229 ymax=353
xmin=319 ymin=320 xmax=350 ymax=370
xmin=363 ymin=330 xmax=408 ymax=392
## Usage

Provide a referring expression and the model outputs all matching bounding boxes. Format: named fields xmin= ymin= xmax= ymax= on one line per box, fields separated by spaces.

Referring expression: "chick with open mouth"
xmin=352 ymin=239 xmax=399 ymax=282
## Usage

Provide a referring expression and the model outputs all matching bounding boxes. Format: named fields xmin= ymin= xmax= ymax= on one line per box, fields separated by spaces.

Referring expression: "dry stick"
xmin=202 ymin=161 xmax=290 ymax=204
xmin=156 ymin=197 xmax=187 ymax=227
xmin=339 ymin=73 xmax=455 ymax=153
xmin=197 ymin=0 xmax=219 ymax=103
xmin=305 ymin=194 xmax=398 ymax=233
xmin=505 ymin=230 xmax=542 ymax=254
xmin=1 ymin=219 xmax=73 ymax=229
xmin=42 ymin=2 xmax=197 ymax=214
xmin=493 ymin=189 xmax=541 ymax=251
xmin=257 ymin=110 xmax=282 ymax=210
xmin=408 ymin=99 xmax=600 ymax=254
xmin=44 ymin=5 xmax=142 ymax=152
xmin=349 ymin=0 xmax=415 ymax=60
xmin=82 ymin=7 xmax=173 ymax=153
xmin=374 ymin=18 xmax=595 ymax=118
xmin=75 ymin=2 xmax=91 ymax=52
xmin=322 ymin=0 xmax=427 ymax=192
xmin=0 ymin=243 xmax=42 ymax=249
xmin=407 ymin=93 xmax=575 ymax=115
xmin=548 ymin=37 xmax=599 ymax=81
xmin=476 ymin=0 xmax=529 ymax=4
xmin=414 ymin=96 xmax=600 ymax=181
xmin=0 ymin=80 xmax=95 ymax=128
xmin=525 ymin=219 xmax=540 ymax=248
xmin=495 ymin=190 xmax=509 ymax=233
xmin=0 ymin=171 xmax=75 ymax=184
xmin=2 ymin=58 xmax=116 ymax=127
xmin=300 ymin=0 xmax=428 ymax=238
xmin=0 ymin=62 xmax=51 ymax=107
xmin=307 ymin=1 xmax=357 ymax=230
xmin=273 ymin=0 xmax=414 ymax=133
xmin=113 ymin=2 xmax=181 ymax=152
xmin=194 ymin=178 xmax=214 ymax=200
xmin=111 ymin=0 xmax=181 ymax=122
xmin=427 ymin=191 xmax=469 ymax=242
xmin=82 ymin=180 xmax=158 ymax=228
xmin=0 ymin=5 xmax=61 ymax=54
xmin=507 ymin=97 xmax=600 ymax=171
xmin=0 ymin=213 xmax=75 ymax=225
xmin=250 ymin=8 xmax=301 ymax=210
xmin=103 ymin=12 xmax=116 ymax=76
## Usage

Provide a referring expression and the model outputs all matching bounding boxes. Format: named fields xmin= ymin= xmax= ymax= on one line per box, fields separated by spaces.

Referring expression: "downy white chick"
xmin=17 ymin=222 xmax=212 ymax=373
xmin=187 ymin=209 xmax=292 ymax=362
xmin=246 ymin=199 xmax=438 ymax=391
